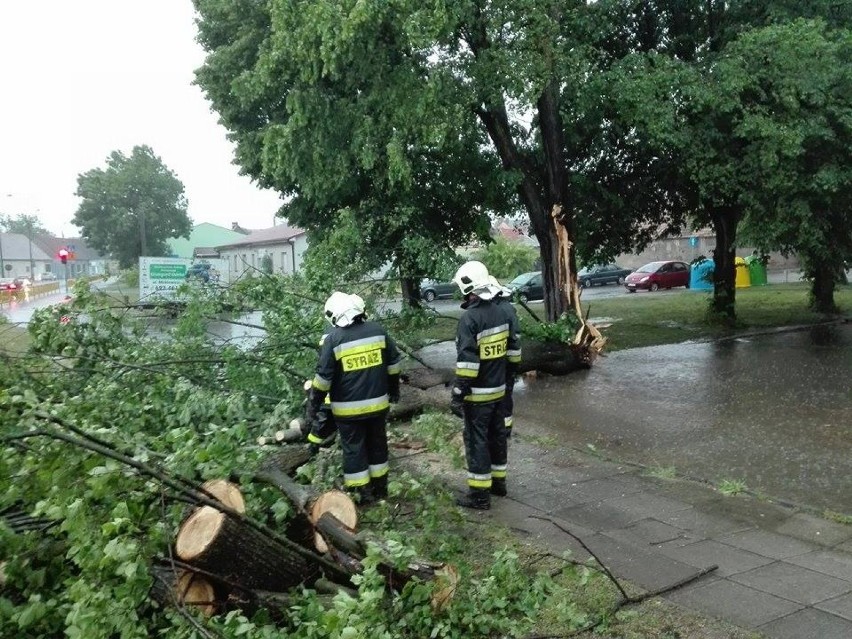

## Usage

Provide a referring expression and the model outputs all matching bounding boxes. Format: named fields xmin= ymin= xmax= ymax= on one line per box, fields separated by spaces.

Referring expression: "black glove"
xmin=308 ymin=443 xmax=320 ymax=457
xmin=388 ymin=374 xmax=400 ymax=404
xmin=450 ymin=392 xmax=465 ymax=418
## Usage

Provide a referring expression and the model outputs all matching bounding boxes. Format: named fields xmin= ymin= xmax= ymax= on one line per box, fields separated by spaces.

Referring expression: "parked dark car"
xmin=509 ymin=271 xmax=544 ymax=303
xmin=577 ymin=264 xmax=632 ymax=288
xmin=624 ymin=261 xmax=690 ymax=292
xmin=419 ymin=278 xmax=457 ymax=302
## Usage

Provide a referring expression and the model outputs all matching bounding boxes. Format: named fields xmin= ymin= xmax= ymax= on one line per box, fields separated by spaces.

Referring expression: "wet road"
xmin=513 ymin=323 xmax=852 ymax=513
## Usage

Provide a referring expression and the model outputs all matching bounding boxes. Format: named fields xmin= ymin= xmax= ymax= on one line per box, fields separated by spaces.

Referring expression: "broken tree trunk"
xmin=252 ymin=468 xmax=358 ymax=554
xmin=257 ymin=446 xmax=313 ymax=475
xmin=175 ymin=505 xmax=319 ymax=590
xmin=316 ymin=512 xmax=459 ymax=610
xmin=199 ymin=479 xmax=245 ymax=513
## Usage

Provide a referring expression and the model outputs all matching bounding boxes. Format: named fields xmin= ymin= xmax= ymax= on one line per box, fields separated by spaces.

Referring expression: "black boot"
xmin=372 ymin=475 xmax=388 ymax=500
xmin=490 ymin=477 xmax=507 ymax=497
xmin=456 ymin=487 xmax=490 ymax=510
xmin=352 ymin=484 xmax=376 ymax=506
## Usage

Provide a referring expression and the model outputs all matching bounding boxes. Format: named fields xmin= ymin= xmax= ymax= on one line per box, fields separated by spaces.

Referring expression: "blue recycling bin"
xmin=689 ymin=259 xmax=714 ymax=290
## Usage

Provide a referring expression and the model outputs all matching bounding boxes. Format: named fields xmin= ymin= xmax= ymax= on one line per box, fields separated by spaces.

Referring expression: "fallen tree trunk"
xmin=316 ymin=512 xmax=458 ymax=610
xmin=403 ymin=337 xmax=588 ymax=390
xmin=257 ymin=446 xmax=313 ymax=475
xmin=175 ymin=505 xmax=319 ymax=590
xmin=252 ymin=468 xmax=358 ymax=554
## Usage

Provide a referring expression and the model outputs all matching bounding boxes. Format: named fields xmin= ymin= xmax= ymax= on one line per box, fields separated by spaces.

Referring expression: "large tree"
xmin=0 ymin=213 xmax=50 ymax=236
xmin=73 ymin=146 xmax=191 ymax=268
xmin=735 ymin=20 xmax=852 ymax=313
xmin=193 ymin=0 xmax=641 ymax=320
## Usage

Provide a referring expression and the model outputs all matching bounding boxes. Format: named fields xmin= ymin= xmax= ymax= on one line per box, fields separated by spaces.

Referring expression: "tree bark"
xmin=252 ymin=468 xmax=358 ymax=553
xmin=710 ymin=206 xmax=740 ymax=324
xmin=316 ymin=512 xmax=459 ymax=610
xmin=400 ymin=275 xmax=422 ymax=310
xmin=175 ymin=505 xmax=319 ymax=590
xmin=809 ymin=262 xmax=839 ymax=313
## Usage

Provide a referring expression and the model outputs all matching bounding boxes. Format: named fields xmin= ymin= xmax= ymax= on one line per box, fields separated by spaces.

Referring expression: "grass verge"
xmin=401 ymin=283 xmax=851 ymax=351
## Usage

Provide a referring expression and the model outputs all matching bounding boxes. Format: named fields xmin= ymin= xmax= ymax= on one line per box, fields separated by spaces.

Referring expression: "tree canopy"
xmin=73 ymin=145 xmax=191 ymax=268
xmin=0 ymin=213 xmax=49 ymax=236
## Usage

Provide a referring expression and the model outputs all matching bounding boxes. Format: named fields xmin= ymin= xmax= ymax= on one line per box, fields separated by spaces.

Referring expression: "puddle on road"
xmin=514 ymin=324 xmax=852 ymax=513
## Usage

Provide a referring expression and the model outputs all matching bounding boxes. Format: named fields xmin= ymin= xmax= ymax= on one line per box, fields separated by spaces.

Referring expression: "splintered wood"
xmin=551 ymin=205 xmax=607 ymax=363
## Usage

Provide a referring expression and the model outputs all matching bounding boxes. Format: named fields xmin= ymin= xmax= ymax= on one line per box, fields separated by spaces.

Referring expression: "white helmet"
xmin=324 ymin=291 xmax=364 ymax=327
xmin=453 ymin=261 xmax=490 ymax=296
xmin=488 ymin=275 xmax=512 ymax=299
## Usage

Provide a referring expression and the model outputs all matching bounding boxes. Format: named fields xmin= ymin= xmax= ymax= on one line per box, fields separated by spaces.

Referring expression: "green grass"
xmin=717 ymin=479 xmax=748 ymax=496
xmin=400 ymin=283 xmax=852 ymax=351
xmin=592 ymin=283 xmax=851 ymax=351
xmin=0 ymin=322 xmax=31 ymax=355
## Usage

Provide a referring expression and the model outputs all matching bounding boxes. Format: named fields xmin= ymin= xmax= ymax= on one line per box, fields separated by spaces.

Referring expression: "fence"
xmin=0 ymin=282 xmax=61 ymax=306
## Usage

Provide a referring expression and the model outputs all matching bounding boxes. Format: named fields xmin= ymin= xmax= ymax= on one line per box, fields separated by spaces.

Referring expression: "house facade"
xmin=0 ymin=232 xmax=53 ymax=279
xmin=215 ymin=224 xmax=308 ymax=280
xmin=167 ymin=223 xmax=249 ymax=259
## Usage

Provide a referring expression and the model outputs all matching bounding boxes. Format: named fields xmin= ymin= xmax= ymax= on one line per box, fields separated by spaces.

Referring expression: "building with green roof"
xmin=167 ymin=223 xmax=248 ymax=259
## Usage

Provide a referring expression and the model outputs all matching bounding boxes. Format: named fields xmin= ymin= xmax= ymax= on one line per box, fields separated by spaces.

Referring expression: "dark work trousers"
xmin=308 ymin=405 xmax=338 ymax=446
xmin=462 ymin=401 xmax=508 ymax=489
xmin=501 ymin=380 xmax=515 ymax=437
xmin=337 ymin=412 xmax=389 ymax=488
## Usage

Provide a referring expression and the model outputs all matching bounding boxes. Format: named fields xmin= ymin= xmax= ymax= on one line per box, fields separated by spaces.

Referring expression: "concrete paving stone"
xmin=604 ymin=518 xmax=702 ymax=549
xmin=716 ymin=528 xmax=817 ymax=559
xmin=665 ymin=578 xmax=804 ymax=628
xmin=638 ymin=476 xmax=723 ymax=506
xmin=552 ymin=500 xmax=643 ymax=531
xmin=602 ymin=544 xmax=705 ymax=592
xmin=729 ymin=561 xmax=852 ymax=605
xmin=817 ymin=593 xmax=852 ymax=622
xmin=699 ymin=496 xmax=795 ymax=531
xmin=659 ymin=539 xmax=774 ymax=578
xmin=758 ymin=607 xmax=852 ymax=639
xmin=512 ymin=488 xmax=592 ymax=513
xmin=578 ymin=532 xmax=657 ymax=569
xmin=774 ymin=513 xmax=852 ymax=548
xmin=537 ymin=450 xmax=630 ymax=478
xmin=786 ymin=549 xmax=852 ymax=582
xmin=564 ymin=477 xmax=645 ymax=503
xmin=838 ymin=539 xmax=852 ymax=554
xmin=600 ymin=491 xmax=693 ymax=523
xmin=656 ymin=507 xmax=753 ymax=539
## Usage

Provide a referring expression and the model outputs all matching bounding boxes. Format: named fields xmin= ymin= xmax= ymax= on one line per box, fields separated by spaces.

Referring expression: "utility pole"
xmin=27 ymin=218 xmax=35 ymax=278
xmin=0 ymin=232 xmax=4 ymax=274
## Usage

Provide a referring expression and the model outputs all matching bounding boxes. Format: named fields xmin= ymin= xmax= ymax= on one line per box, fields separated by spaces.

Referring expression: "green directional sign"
xmin=149 ymin=264 xmax=187 ymax=279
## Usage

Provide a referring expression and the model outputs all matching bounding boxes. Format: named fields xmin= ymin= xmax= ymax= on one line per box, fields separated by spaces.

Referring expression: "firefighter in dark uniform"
xmin=451 ymin=262 xmax=521 ymax=510
xmin=303 ymin=329 xmax=338 ymax=451
xmin=308 ymin=292 xmax=402 ymax=503
xmin=489 ymin=276 xmax=522 ymax=439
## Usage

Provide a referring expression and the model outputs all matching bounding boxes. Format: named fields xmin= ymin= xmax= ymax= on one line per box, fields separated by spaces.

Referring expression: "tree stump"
xmin=175 ymin=506 xmax=318 ymax=590
xmin=150 ymin=566 xmax=219 ymax=617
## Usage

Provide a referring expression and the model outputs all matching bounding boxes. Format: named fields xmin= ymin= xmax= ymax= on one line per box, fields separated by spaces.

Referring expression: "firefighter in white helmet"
xmin=488 ymin=276 xmax=522 ymax=442
xmin=451 ymin=262 xmax=521 ymax=509
xmin=308 ymin=292 xmax=402 ymax=504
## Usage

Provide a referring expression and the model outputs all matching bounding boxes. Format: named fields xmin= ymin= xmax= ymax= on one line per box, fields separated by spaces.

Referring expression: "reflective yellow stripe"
xmin=464 ymin=391 xmax=505 ymax=403
xmin=312 ymin=375 xmax=331 ymax=391
xmin=505 ymin=416 xmax=513 ymax=428
xmin=468 ymin=478 xmax=492 ymax=489
xmin=335 ymin=338 xmax=386 ymax=360
xmin=331 ymin=399 xmax=390 ymax=417
xmin=307 ymin=433 xmax=323 ymax=444
xmin=479 ymin=330 xmax=509 ymax=345
xmin=369 ymin=462 xmax=388 ymax=478
xmin=507 ymin=355 xmax=522 ymax=363
xmin=344 ymin=472 xmax=371 ymax=487
xmin=455 ymin=367 xmax=478 ymax=378
xmin=387 ymin=362 xmax=401 ymax=375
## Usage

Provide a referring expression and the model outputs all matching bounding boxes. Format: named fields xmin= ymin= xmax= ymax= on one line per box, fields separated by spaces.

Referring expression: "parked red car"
xmin=625 ymin=261 xmax=690 ymax=292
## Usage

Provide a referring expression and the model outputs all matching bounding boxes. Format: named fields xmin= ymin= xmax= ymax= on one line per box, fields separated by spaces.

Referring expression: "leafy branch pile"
xmin=0 ymin=277 xmax=611 ymax=638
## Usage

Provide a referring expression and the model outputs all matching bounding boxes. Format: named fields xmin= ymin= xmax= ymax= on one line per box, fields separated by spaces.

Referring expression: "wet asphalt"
xmin=512 ymin=323 xmax=852 ymax=513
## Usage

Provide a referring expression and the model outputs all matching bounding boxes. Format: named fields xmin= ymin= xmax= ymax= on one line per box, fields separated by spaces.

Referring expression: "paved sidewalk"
xmin=486 ymin=439 xmax=852 ymax=638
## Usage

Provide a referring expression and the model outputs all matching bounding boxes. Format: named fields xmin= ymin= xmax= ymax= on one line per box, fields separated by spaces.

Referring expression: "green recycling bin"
xmin=745 ymin=255 xmax=768 ymax=286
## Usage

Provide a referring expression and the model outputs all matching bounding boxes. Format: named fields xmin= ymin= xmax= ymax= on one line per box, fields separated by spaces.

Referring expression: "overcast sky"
xmin=0 ymin=1 xmax=283 ymax=237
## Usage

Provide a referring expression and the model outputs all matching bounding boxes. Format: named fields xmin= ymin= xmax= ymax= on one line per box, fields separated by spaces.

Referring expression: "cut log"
xmin=316 ymin=512 xmax=458 ymax=609
xmin=175 ymin=505 xmax=318 ymax=590
xmin=150 ymin=566 xmax=219 ymax=617
xmin=252 ymin=468 xmax=358 ymax=554
xmin=257 ymin=446 xmax=313 ymax=475
xmin=199 ymin=479 xmax=245 ymax=514
xmin=274 ymin=429 xmax=303 ymax=444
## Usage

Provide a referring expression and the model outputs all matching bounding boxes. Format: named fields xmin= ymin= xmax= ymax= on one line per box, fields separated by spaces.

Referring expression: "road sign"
xmin=139 ymin=257 xmax=230 ymax=301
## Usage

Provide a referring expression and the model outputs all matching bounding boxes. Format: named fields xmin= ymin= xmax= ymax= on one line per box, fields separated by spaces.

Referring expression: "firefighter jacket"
xmin=454 ymin=297 xmax=522 ymax=403
xmin=311 ymin=320 xmax=402 ymax=419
